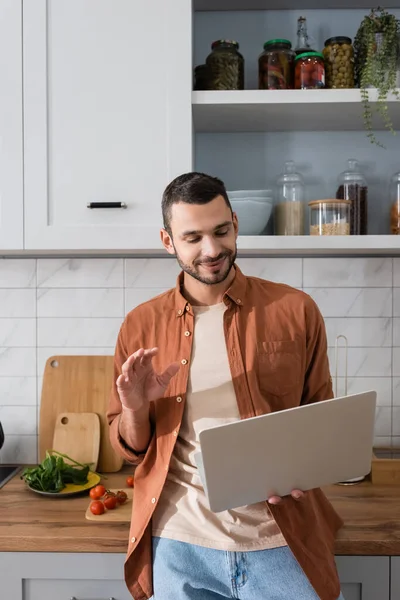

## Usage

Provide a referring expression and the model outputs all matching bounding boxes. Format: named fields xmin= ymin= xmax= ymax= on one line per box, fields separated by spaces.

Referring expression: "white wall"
xmin=0 ymin=255 xmax=398 ymax=464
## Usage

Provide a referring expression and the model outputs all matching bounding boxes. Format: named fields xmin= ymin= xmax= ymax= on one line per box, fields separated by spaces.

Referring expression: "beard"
xmin=175 ymin=246 xmax=237 ymax=286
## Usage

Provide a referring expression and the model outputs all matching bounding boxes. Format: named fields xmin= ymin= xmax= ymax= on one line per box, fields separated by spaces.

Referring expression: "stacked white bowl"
xmin=227 ymin=190 xmax=273 ymax=235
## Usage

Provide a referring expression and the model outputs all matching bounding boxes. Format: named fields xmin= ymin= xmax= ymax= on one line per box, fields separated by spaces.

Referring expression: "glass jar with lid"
xmin=258 ymin=39 xmax=295 ymax=90
xmin=193 ymin=64 xmax=210 ymax=90
xmin=389 ymin=170 xmax=400 ymax=234
xmin=295 ymin=52 xmax=325 ymax=89
xmin=274 ymin=161 xmax=305 ymax=235
xmin=206 ymin=40 xmax=244 ymax=90
xmin=309 ymin=200 xmax=351 ymax=235
xmin=336 ymin=159 xmax=368 ymax=235
xmin=323 ymin=37 xmax=355 ymax=89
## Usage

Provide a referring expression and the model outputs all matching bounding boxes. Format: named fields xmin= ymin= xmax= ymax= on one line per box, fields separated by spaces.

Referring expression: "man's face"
xmin=161 ymin=195 xmax=238 ymax=286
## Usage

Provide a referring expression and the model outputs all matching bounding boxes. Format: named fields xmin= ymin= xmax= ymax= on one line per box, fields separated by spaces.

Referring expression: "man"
xmin=108 ymin=172 xmax=345 ymax=600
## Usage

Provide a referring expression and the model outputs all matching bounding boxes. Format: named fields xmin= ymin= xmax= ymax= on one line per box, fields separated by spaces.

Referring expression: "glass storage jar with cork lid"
xmin=274 ymin=161 xmax=305 ymax=235
xmin=206 ymin=40 xmax=244 ymax=90
xmin=309 ymin=199 xmax=351 ymax=235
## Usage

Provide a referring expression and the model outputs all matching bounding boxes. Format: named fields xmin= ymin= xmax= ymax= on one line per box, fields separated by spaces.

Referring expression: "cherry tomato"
xmin=126 ymin=476 xmax=134 ymax=488
xmin=104 ymin=495 xmax=118 ymax=510
xmin=89 ymin=484 xmax=106 ymax=500
xmin=116 ymin=490 xmax=128 ymax=505
xmin=90 ymin=500 xmax=105 ymax=515
xmin=104 ymin=490 xmax=116 ymax=500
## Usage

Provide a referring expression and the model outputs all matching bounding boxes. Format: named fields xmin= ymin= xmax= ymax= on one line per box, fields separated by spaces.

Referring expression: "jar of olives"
xmin=323 ymin=36 xmax=355 ymax=89
xmin=206 ymin=40 xmax=244 ymax=90
xmin=258 ymin=39 xmax=295 ymax=90
xmin=295 ymin=52 xmax=325 ymax=89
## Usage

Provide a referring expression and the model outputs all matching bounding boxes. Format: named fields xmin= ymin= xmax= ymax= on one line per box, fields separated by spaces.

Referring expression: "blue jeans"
xmin=151 ymin=537 xmax=345 ymax=599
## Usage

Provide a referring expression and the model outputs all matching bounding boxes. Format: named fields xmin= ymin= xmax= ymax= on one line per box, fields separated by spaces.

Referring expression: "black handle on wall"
xmin=87 ymin=202 xmax=127 ymax=209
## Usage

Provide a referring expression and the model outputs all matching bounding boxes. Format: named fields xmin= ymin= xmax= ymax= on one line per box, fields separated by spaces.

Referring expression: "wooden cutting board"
xmin=39 ymin=355 xmax=123 ymax=473
xmin=85 ymin=488 xmax=133 ymax=522
xmin=52 ymin=412 xmax=101 ymax=470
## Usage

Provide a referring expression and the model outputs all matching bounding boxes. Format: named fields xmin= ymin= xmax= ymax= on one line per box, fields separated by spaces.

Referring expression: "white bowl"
xmin=228 ymin=189 xmax=273 ymax=199
xmin=231 ymin=199 xmax=273 ymax=235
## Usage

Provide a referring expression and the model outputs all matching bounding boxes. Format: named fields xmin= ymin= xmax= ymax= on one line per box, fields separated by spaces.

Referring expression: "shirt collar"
xmin=174 ymin=264 xmax=247 ymax=317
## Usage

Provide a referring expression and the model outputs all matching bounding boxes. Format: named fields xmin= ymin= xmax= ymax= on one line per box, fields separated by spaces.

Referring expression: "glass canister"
xmin=274 ymin=161 xmax=305 ymax=235
xmin=295 ymin=52 xmax=325 ymax=89
xmin=336 ymin=159 xmax=368 ymax=235
xmin=323 ymin=36 xmax=355 ymax=89
xmin=258 ymin=39 xmax=295 ymax=90
xmin=389 ymin=170 xmax=400 ymax=234
xmin=309 ymin=200 xmax=351 ymax=235
xmin=206 ymin=40 xmax=244 ymax=90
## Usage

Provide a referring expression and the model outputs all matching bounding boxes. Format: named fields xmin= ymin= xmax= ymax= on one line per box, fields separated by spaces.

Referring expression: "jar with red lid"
xmin=258 ymin=39 xmax=295 ymax=90
xmin=295 ymin=52 xmax=325 ymax=89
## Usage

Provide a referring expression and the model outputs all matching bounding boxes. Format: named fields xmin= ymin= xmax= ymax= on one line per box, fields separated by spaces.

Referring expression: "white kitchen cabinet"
xmin=390 ymin=557 xmax=400 ymax=599
xmin=335 ymin=556 xmax=390 ymax=600
xmin=23 ymin=0 xmax=192 ymax=252
xmin=1 ymin=553 xmax=132 ymax=600
xmin=0 ymin=0 xmax=24 ymax=250
xmin=0 ymin=552 xmax=393 ymax=600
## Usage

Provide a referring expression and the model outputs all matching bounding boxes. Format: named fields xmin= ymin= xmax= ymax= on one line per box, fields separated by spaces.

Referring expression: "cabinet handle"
xmin=87 ymin=202 xmax=127 ymax=209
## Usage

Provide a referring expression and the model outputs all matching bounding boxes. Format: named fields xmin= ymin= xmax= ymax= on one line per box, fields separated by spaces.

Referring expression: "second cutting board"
xmin=39 ymin=355 xmax=123 ymax=473
xmin=52 ymin=412 xmax=101 ymax=470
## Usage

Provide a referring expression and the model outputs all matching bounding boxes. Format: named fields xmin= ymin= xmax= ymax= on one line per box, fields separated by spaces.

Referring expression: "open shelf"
xmin=192 ymin=89 xmax=400 ymax=133
xmin=194 ymin=0 xmax=400 ymax=11
xmin=236 ymin=235 xmax=400 ymax=256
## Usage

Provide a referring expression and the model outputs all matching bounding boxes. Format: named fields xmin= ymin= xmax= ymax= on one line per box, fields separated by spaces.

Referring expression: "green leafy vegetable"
xmin=21 ymin=450 xmax=97 ymax=493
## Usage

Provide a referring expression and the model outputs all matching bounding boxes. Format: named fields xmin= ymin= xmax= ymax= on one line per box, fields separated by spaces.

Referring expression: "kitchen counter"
xmin=1 ymin=467 xmax=400 ymax=555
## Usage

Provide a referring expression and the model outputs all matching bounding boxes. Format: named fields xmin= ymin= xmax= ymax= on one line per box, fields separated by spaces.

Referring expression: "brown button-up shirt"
xmin=107 ymin=265 xmax=344 ymax=600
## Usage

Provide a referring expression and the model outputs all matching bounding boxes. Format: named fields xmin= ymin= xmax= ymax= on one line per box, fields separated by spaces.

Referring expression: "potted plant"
xmin=354 ymin=6 xmax=400 ymax=147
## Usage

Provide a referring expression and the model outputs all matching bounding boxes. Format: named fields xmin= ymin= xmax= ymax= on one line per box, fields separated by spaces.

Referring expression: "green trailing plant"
xmin=354 ymin=6 xmax=400 ymax=147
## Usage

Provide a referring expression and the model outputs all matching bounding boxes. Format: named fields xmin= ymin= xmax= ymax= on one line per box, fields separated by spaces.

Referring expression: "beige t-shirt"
xmin=152 ymin=302 xmax=287 ymax=551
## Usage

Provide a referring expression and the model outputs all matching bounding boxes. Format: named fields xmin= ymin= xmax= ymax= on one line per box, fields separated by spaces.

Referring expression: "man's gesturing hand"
xmin=116 ymin=347 xmax=180 ymax=412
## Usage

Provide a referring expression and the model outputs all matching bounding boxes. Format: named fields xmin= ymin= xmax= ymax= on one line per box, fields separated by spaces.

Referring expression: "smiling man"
xmin=108 ymin=172 xmax=346 ymax=600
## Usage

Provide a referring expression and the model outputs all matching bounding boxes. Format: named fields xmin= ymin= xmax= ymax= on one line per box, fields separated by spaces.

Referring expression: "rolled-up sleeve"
xmin=301 ymin=296 xmax=334 ymax=406
xmin=107 ymin=321 xmax=147 ymax=465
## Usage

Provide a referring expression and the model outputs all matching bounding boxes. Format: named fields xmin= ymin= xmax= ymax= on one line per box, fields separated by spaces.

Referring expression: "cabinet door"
xmin=0 ymin=0 xmax=23 ymax=250
xmin=390 ymin=557 xmax=400 ymax=600
xmin=23 ymin=0 xmax=192 ymax=251
xmin=336 ymin=556 xmax=390 ymax=600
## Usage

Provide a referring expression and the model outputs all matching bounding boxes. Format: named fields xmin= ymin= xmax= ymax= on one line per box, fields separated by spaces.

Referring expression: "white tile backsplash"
xmin=0 ymin=289 xmax=36 ymax=317
xmin=37 ymin=288 xmax=124 ymax=318
xmin=37 ymin=318 xmax=122 ymax=348
xmin=304 ymin=288 xmax=393 ymax=318
xmin=0 ymin=435 xmax=37 ymax=465
xmin=0 ymin=259 xmax=36 ymax=288
xmin=37 ymin=259 xmax=123 ymax=288
xmin=1 ymin=255 xmax=400 ymax=463
xmin=304 ymin=258 xmax=392 ymax=288
xmin=325 ymin=318 xmax=392 ymax=348
xmin=0 ymin=319 xmax=36 ymax=347
xmin=125 ymin=258 xmax=180 ymax=288
xmin=236 ymin=258 xmax=302 ymax=288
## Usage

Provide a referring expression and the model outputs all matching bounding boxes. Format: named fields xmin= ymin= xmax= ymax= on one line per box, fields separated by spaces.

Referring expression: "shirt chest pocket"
xmin=257 ymin=340 xmax=302 ymax=397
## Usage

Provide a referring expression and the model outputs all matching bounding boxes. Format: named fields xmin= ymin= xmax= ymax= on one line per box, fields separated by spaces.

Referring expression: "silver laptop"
xmin=195 ymin=391 xmax=377 ymax=513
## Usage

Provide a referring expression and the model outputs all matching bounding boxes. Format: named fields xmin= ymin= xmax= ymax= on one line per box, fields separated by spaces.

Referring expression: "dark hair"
xmin=161 ymin=172 xmax=232 ymax=234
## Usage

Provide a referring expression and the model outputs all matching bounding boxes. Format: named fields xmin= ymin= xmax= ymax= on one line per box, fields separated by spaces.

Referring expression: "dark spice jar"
xmin=206 ymin=40 xmax=244 ymax=90
xmin=295 ymin=51 xmax=325 ymax=89
xmin=258 ymin=39 xmax=295 ymax=90
xmin=193 ymin=64 xmax=210 ymax=90
xmin=336 ymin=159 xmax=368 ymax=235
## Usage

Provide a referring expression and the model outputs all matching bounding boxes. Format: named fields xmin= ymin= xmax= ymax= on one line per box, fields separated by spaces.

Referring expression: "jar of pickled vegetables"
xmin=206 ymin=40 xmax=244 ymax=90
xmin=258 ymin=39 xmax=295 ymax=90
xmin=295 ymin=52 xmax=325 ymax=89
xmin=323 ymin=36 xmax=355 ymax=89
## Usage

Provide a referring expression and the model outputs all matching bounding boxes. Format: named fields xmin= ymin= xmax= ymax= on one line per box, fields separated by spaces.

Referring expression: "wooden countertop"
xmin=1 ymin=467 xmax=400 ymax=555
